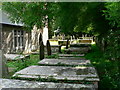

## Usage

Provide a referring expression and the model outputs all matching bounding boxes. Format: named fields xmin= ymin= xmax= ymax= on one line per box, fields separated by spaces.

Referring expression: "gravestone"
xmin=39 ymin=41 xmax=44 ymax=60
xmin=43 ymin=26 xmax=48 ymax=45
xmin=39 ymin=33 xmax=42 ymax=44
xmin=66 ymin=39 xmax=69 ymax=49
xmin=13 ymin=65 xmax=99 ymax=88
xmin=46 ymin=40 xmax=51 ymax=56
xmin=0 ymin=50 xmax=9 ymax=78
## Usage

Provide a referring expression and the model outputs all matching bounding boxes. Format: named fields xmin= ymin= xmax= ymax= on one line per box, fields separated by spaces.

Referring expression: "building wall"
xmin=1 ymin=24 xmax=31 ymax=54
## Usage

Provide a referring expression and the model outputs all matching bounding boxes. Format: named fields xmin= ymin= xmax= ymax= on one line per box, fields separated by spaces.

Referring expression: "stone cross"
xmin=0 ymin=50 xmax=9 ymax=78
xmin=66 ymin=39 xmax=69 ymax=49
xmin=39 ymin=41 xmax=44 ymax=60
xmin=46 ymin=40 xmax=51 ymax=56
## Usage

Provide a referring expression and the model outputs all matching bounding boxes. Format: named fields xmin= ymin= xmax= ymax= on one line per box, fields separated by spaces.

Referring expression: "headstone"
xmin=66 ymin=39 xmax=69 ymax=49
xmin=46 ymin=40 xmax=51 ymax=56
xmin=39 ymin=41 xmax=44 ymax=60
xmin=31 ymin=25 xmax=38 ymax=51
xmin=42 ymin=26 xmax=48 ymax=45
xmin=39 ymin=33 xmax=42 ymax=44
xmin=0 ymin=50 xmax=9 ymax=78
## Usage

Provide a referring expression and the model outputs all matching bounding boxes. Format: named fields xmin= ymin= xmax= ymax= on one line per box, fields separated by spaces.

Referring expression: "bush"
xmin=85 ymin=44 xmax=120 ymax=89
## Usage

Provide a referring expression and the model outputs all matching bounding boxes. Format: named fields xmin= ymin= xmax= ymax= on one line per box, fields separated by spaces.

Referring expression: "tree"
xmin=2 ymin=2 xmax=58 ymax=30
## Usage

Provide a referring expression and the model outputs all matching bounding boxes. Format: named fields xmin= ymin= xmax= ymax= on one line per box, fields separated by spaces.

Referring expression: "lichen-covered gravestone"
xmin=46 ymin=40 xmax=51 ymax=56
xmin=0 ymin=50 xmax=9 ymax=78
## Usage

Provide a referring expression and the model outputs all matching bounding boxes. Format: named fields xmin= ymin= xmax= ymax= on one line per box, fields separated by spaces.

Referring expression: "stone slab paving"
xmin=13 ymin=66 xmax=99 ymax=82
xmin=64 ymin=47 xmax=91 ymax=54
xmin=58 ymin=54 xmax=85 ymax=57
xmin=58 ymin=57 xmax=86 ymax=60
xmin=4 ymin=54 xmax=30 ymax=61
xmin=38 ymin=59 xmax=91 ymax=66
xmin=0 ymin=79 xmax=96 ymax=89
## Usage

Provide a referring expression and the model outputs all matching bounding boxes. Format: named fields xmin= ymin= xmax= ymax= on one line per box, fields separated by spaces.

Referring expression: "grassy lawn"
xmin=85 ymin=44 xmax=120 ymax=89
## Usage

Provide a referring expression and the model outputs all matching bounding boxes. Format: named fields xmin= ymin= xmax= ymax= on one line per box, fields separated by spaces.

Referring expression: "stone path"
xmin=0 ymin=79 xmax=96 ymax=89
xmin=38 ymin=59 xmax=91 ymax=66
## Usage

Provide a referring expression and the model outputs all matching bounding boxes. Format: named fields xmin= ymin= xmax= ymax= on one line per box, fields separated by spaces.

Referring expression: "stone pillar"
xmin=46 ymin=40 xmax=51 ymax=56
xmin=0 ymin=50 xmax=9 ymax=78
xmin=42 ymin=26 xmax=48 ymax=46
xmin=39 ymin=41 xmax=44 ymax=60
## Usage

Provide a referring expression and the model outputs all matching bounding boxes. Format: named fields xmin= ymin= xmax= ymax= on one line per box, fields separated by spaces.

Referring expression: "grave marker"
xmin=39 ymin=41 xmax=44 ymax=60
xmin=43 ymin=26 xmax=48 ymax=45
xmin=39 ymin=33 xmax=42 ymax=44
xmin=66 ymin=39 xmax=69 ymax=49
xmin=46 ymin=40 xmax=51 ymax=56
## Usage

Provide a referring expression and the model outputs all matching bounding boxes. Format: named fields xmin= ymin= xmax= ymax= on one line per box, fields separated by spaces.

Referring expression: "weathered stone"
xmin=59 ymin=54 xmax=84 ymax=57
xmin=13 ymin=65 xmax=99 ymax=82
xmin=0 ymin=79 xmax=96 ymax=89
xmin=0 ymin=50 xmax=9 ymax=78
xmin=43 ymin=26 xmax=48 ymax=45
xmin=39 ymin=41 xmax=44 ymax=60
xmin=58 ymin=57 xmax=86 ymax=60
xmin=4 ymin=54 xmax=30 ymax=61
xmin=50 ymin=45 xmax=61 ymax=53
xmin=65 ymin=47 xmax=91 ymax=54
xmin=46 ymin=40 xmax=51 ymax=56
xmin=38 ymin=59 xmax=91 ymax=66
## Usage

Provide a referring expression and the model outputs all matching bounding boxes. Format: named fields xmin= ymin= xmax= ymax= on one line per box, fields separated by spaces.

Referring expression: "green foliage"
xmin=103 ymin=2 xmax=120 ymax=28
xmin=85 ymin=45 xmax=120 ymax=89
xmin=2 ymin=2 xmax=58 ymax=30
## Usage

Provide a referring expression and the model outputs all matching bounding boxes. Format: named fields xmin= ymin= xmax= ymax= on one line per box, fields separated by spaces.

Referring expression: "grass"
xmin=85 ymin=44 xmax=120 ymax=89
xmin=7 ymin=54 xmax=39 ymax=77
xmin=45 ymin=54 xmax=59 ymax=58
